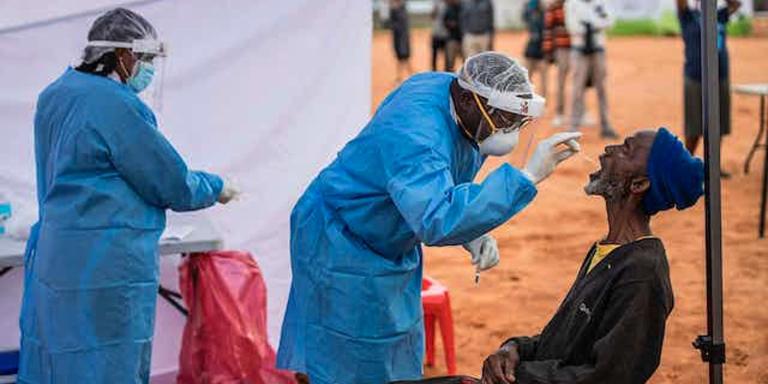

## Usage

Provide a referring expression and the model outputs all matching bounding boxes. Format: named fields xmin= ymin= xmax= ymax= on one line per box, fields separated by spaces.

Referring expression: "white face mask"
xmin=479 ymin=129 xmax=520 ymax=156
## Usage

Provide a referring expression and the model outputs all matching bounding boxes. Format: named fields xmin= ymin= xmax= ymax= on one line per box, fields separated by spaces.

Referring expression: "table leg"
xmin=157 ymin=252 xmax=191 ymax=316
xmin=158 ymin=285 xmax=188 ymax=316
xmin=760 ymin=96 xmax=767 ymax=238
xmin=745 ymin=96 xmax=767 ymax=174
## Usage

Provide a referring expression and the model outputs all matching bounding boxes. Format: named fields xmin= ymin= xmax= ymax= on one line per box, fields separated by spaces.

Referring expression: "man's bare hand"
xmin=480 ymin=342 xmax=520 ymax=384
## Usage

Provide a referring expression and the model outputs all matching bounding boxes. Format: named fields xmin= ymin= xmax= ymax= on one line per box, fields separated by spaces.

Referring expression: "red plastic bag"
xmin=177 ymin=250 xmax=296 ymax=384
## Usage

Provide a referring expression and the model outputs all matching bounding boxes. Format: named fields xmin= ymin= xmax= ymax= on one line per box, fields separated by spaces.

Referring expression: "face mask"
xmin=128 ymin=61 xmax=155 ymax=93
xmin=479 ymin=129 xmax=520 ymax=156
xmin=120 ymin=57 xmax=155 ymax=93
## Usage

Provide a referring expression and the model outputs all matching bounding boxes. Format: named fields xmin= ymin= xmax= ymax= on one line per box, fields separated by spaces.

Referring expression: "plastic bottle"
xmin=0 ymin=199 xmax=10 ymax=236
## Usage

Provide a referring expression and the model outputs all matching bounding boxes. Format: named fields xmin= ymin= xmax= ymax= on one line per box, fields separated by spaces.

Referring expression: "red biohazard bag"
xmin=177 ymin=250 xmax=296 ymax=384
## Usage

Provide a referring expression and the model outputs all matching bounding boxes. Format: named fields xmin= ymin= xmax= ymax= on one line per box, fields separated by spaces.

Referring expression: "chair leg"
xmin=425 ymin=313 xmax=436 ymax=367
xmin=438 ymin=294 xmax=457 ymax=375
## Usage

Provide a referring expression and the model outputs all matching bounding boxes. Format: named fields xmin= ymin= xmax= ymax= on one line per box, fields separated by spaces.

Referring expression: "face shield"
xmin=456 ymin=52 xmax=546 ymax=144
xmin=86 ymin=38 xmax=168 ymax=113
xmin=470 ymin=91 xmax=534 ymax=134
xmin=86 ymin=38 xmax=167 ymax=62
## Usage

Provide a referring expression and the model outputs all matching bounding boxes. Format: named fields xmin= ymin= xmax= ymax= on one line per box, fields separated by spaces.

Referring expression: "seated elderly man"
xmin=479 ymin=128 xmax=704 ymax=384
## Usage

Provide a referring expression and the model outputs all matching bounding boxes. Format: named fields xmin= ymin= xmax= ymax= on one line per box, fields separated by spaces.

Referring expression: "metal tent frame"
xmin=692 ymin=1 xmax=726 ymax=383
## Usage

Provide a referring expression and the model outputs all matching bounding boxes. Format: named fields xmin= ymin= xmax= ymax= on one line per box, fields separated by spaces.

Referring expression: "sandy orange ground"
xmin=372 ymin=29 xmax=768 ymax=383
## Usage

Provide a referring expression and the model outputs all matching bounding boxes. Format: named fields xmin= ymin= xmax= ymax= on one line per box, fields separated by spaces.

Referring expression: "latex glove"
xmin=463 ymin=234 xmax=500 ymax=272
xmin=522 ymin=132 xmax=583 ymax=184
xmin=218 ymin=178 xmax=241 ymax=204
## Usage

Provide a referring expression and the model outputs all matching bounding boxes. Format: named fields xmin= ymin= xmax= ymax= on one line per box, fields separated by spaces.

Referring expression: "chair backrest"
xmin=422 ymin=276 xmax=434 ymax=291
xmin=421 ymin=275 xmax=448 ymax=297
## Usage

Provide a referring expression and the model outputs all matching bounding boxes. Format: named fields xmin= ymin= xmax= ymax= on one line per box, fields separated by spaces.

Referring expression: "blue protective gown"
xmin=276 ymin=73 xmax=537 ymax=384
xmin=18 ymin=68 xmax=223 ymax=384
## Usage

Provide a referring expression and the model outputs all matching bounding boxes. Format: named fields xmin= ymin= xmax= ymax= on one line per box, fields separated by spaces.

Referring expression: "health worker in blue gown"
xmin=18 ymin=8 xmax=239 ymax=384
xmin=277 ymin=52 xmax=583 ymax=384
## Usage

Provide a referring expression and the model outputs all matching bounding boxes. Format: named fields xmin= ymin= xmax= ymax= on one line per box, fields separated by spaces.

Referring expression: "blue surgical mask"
xmin=126 ymin=61 xmax=155 ymax=93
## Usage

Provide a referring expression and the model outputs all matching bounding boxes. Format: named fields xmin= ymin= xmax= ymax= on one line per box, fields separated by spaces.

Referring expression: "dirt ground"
xmin=372 ymin=29 xmax=768 ymax=383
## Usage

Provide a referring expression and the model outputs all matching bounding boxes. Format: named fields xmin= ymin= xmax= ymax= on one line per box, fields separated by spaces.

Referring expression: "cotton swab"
xmin=563 ymin=139 xmax=599 ymax=167
xmin=578 ymin=153 xmax=599 ymax=166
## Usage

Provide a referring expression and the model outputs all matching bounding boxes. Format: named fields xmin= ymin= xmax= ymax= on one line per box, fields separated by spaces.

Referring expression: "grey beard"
xmin=584 ymin=178 xmax=602 ymax=195
xmin=585 ymin=176 xmax=629 ymax=201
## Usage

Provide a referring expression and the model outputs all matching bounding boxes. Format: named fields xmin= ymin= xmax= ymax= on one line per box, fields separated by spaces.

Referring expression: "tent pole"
xmin=693 ymin=1 xmax=726 ymax=383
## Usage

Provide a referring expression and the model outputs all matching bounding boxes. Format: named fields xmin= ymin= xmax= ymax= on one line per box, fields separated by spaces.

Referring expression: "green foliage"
xmin=657 ymin=10 xmax=682 ymax=36
xmin=727 ymin=15 xmax=753 ymax=36
xmin=608 ymin=13 xmax=752 ymax=37
xmin=608 ymin=18 xmax=659 ymax=36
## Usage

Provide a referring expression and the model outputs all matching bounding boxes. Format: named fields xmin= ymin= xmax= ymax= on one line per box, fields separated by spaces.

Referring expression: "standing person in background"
xmin=390 ymin=0 xmax=413 ymax=82
xmin=431 ymin=0 xmax=449 ymax=71
xmin=543 ymin=0 xmax=571 ymax=127
xmin=461 ymin=0 xmax=495 ymax=57
xmin=677 ymin=0 xmax=741 ymax=178
xmin=566 ymin=0 xmax=618 ymax=139
xmin=444 ymin=0 xmax=463 ymax=72
xmin=523 ymin=0 xmax=547 ymax=101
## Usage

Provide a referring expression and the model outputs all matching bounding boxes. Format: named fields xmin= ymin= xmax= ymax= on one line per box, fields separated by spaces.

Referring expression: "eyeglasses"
xmin=488 ymin=107 xmax=533 ymax=134
xmin=134 ymin=52 xmax=157 ymax=63
xmin=472 ymin=91 xmax=534 ymax=137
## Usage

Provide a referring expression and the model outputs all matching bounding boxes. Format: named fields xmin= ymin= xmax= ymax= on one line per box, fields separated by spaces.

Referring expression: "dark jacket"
xmin=461 ymin=0 xmax=494 ymax=35
xmin=508 ymin=238 xmax=674 ymax=384
xmin=523 ymin=0 xmax=545 ymax=59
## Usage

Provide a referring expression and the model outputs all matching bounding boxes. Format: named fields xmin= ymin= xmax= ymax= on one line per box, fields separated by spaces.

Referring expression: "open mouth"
xmin=588 ymin=154 xmax=607 ymax=181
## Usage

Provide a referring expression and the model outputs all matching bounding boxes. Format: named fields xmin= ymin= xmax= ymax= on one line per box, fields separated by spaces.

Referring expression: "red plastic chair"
xmin=422 ymin=276 xmax=456 ymax=375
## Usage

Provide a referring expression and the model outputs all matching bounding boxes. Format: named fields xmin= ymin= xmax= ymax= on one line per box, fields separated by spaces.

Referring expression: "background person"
xmin=677 ymin=0 xmax=741 ymax=178
xmin=461 ymin=0 xmax=495 ymax=57
xmin=389 ymin=0 xmax=413 ymax=82
xmin=444 ymin=0 xmax=464 ymax=72
xmin=522 ymin=0 xmax=548 ymax=101
xmin=542 ymin=0 xmax=571 ymax=127
xmin=431 ymin=0 xmax=450 ymax=71
xmin=566 ymin=0 xmax=618 ymax=139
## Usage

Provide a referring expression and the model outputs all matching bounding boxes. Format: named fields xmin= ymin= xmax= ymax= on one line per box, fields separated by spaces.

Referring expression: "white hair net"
xmin=457 ymin=52 xmax=545 ymax=117
xmin=82 ymin=8 xmax=158 ymax=64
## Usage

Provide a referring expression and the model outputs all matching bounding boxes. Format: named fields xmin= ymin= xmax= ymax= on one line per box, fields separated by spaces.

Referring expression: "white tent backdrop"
xmin=0 ymin=0 xmax=371 ymax=380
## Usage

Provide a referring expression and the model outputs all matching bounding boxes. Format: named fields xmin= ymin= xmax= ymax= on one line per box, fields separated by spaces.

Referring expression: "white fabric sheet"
xmin=0 ymin=0 xmax=371 ymax=379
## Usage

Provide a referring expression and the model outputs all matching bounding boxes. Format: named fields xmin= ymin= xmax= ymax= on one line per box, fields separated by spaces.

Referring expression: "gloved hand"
xmin=522 ymin=132 xmax=583 ymax=184
xmin=463 ymin=234 xmax=500 ymax=272
xmin=218 ymin=178 xmax=241 ymax=204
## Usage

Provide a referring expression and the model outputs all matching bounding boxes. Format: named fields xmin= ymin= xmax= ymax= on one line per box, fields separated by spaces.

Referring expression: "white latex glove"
xmin=218 ymin=178 xmax=241 ymax=204
xmin=462 ymin=234 xmax=500 ymax=272
xmin=522 ymin=132 xmax=583 ymax=184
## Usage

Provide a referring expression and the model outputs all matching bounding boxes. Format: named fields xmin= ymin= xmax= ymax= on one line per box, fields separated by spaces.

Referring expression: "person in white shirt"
xmin=566 ymin=0 xmax=618 ymax=139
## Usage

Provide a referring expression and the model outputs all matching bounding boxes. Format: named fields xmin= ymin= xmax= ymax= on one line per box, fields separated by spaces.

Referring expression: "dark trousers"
xmin=431 ymin=36 xmax=447 ymax=71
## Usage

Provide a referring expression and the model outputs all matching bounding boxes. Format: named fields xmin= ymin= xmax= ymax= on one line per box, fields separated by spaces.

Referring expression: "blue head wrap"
xmin=642 ymin=128 xmax=705 ymax=216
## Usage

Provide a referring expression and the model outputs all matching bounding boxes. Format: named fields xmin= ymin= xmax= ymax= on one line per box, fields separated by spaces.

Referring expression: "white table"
xmin=0 ymin=212 xmax=223 ymax=315
xmin=733 ymin=83 xmax=768 ymax=238
xmin=0 ymin=213 xmax=222 ymax=269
